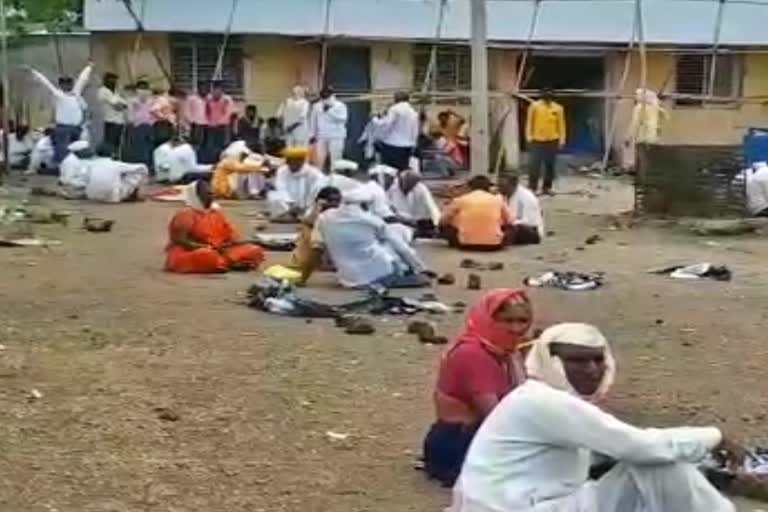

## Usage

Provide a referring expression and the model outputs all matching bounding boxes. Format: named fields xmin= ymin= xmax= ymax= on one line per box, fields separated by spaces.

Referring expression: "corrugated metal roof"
xmin=84 ymin=0 xmax=768 ymax=47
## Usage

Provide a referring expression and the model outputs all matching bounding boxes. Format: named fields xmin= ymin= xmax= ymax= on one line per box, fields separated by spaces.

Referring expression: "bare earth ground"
xmin=1 ymin=176 xmax=766 ymax=511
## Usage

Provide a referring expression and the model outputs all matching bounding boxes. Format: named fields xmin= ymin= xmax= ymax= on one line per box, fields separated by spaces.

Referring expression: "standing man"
xmin=525 ymin=88 xmax=566 ymax=195
xmin=310 ymin=86 xmax=348 ymax=171
xmin=182 ymin=83 xmax=208 ymax=153
xmin=204 ymin=80 xmax=235 ymax=164
xmin=278 ymin=85 xmax=310 ymax=147
xmin=98 ymin=72 xmax=127 ymax=151
xmin=373 ymin=91 xmax=419 ymax=171
xmin=28 ymin=61 xmax=94 ymax=166
xmin=126 ymin=80 xmax=155 ymax=168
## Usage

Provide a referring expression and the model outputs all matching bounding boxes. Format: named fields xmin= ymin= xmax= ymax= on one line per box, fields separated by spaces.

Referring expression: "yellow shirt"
xmin=526 ymin=100 xmax=566 ymax=145
xmin=440 ymin=190 xmax=513 ymax=246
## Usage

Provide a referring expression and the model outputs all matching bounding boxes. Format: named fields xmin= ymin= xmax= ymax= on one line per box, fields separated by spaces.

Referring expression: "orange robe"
xmin=211 ymin=158 xmax=265 ymax=199
xmin=165 ymin=207 xmax=265 ymax=273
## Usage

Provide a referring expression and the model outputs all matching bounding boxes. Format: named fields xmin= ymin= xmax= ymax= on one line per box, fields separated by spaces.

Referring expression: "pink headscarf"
xmin=449 ymin=288 xmax=533 ymax=356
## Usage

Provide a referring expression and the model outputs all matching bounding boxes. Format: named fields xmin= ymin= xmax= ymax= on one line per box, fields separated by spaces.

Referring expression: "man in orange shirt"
xmin=439 ymin=175 xmax=514 ymax=251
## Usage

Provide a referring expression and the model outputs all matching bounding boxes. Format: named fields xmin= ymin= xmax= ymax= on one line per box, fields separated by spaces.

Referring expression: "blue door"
xmin=325 ymin=46 xmax=371 ymax=162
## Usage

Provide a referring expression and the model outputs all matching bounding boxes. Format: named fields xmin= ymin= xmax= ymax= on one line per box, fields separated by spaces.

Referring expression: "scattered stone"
xmin=681 ymin=340 xmax=693 ymax=347
xmin=154 ymin=407 xmax=180 ymax=422
xmin=305 ymin=319 xmax=313 ymax=324
xmin=28 ymin=388 xmax=43 ymax=401
xmin=344 ymin=318 xmax=376 ymax=335
xmin=655 ymin=319 xmax=664 ymax=325
xmin=83 ymin=217 xmax=115 ymax=233
xmin=546 ymin=230 xmax=556 ymax=237
xmin=436 ymin=273 xmax=456 ymax=285
xmin=575 ymin=246 xmax=585 ymax=251
xmin=488 ymin=262 xmax=504 ymax=271
xmin=452 ymin=301 xmax=467 ymax=310
xmin=467 ymin=273 xmax=482 ymax=290
xmin=325 ymin=431 xmax=350 ymax=442
xmin=585 ymin=234 xmax=603 ymax=245
xmin=334 ymin=315 xmax=357 ymax=328
xmin=460 ymin=258 xmax=479 ymax=269
xmin=419 ymin=292 xmax=438 ymax=302
xmin=741 ymin=414 xmax=752 ymax=423
xmin=407 ymin=320 xmax=447 ymax=345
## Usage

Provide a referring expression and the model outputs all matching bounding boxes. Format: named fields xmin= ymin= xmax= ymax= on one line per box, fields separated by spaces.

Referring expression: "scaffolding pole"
xmin=470 ymin=0 xmax=490 ymax=176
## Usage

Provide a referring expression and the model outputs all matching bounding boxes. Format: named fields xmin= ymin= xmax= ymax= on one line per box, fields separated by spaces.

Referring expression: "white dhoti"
xmin=385 ymin=223 xmax=414 ymax=245
xmin=449 ymin=463 xmax=734 ymax=512
xmin=118 ymin=164 xmax=149 ymax=201
xmin=266 ymin=190 xmax=295 ymax=218
xmin=314 ymin=138 xmax=345 ymax=169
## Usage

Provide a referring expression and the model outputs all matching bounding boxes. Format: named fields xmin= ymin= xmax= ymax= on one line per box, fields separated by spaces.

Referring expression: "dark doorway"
xmin=325 ymin=46 xmax=371 ymax=162
xmin=519 ymin=55 xmax=605 ymax=154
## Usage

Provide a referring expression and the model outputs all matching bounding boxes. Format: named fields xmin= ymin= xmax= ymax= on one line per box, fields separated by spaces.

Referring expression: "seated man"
xmin=211 ymin=142 xmax=267 ymax=199
xmin=59 ymin=140 xmax=92 ymax=198
xmin=29 ymin=127 xmax=55 ymax=175
xmin=267 ymin=146 xmax=324 ymax=222
xmin=165 ymin=180 xmax=265 ymax=274
xmin=85 ymin=144 xmax=149 ymax=203
xmin=155 ymin=136 xmax=212 ymax=184
xmin=439 ymin=175 xmax=513 ymax=251
xmin=449 ymin=323 xmax=737 ymax=512
xmin=497 ymin=174 xmax=545 ymax=245
xmin=300 ymin=186 xmax=431 ymax=289
xmin=388 ymin=169 xmax=441 ymax=238
xmin=290 ymin=186 xmax=338 ymax=271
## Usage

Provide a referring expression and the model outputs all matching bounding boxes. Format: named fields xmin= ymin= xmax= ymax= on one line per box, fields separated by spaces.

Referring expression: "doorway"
xmin=518 ymin=55 xmax=606 ymax=154
xmin=324 ymin=46 xmax=371 ymax=162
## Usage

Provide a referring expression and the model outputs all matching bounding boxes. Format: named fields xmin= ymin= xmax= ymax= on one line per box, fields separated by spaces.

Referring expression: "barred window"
xmin=170 ymin=34 xmax=244 ymax=96
xmin=675 ymin=54 xmax=742 ymax=106
xmin=413 ymin=44 xmax=471 ymax=96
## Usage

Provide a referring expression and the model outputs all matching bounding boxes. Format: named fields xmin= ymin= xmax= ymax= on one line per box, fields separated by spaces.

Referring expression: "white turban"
xmin=368 ymin=164 xmax=397 ymax=177
xmin=332 ymin=159 xmax=359 ymax=174
xmin=342 ymin=186 xmax=375 ymax=205
xmin=525 ymin=323 xmax=616 ymax=400
xmin=221 ymin=140 xmax=252 ymax=160
xmin=68 ymin=140 xmax=89 ymax=152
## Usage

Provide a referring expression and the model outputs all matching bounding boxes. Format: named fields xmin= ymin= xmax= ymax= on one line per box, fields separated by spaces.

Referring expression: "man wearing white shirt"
xmin=746 ymin=161 xmax=768 ymax=217
xmin=498 ymin=174 xmax=545 ymax=245
xmin=86 ymin=144 xmax=148 ymax=203
xmin=373 ymin=91 xmax=419 ymax=171
xmin=98 ymin=72 xmax=127 ymax=150
xmin=29 ymin=128 xmax=55 ymax=174
xmin=59 ymin=140 xmax=92 ymax=198
xmin=28 ymin=62 xmax=93 ymax=165
xmin=388 ymin=169 xmax=441 ymax=238
xmin=154 ymin=136 xmax=212 ymax=184
xmin=310 ymin=87 xmax=348 ymax=171
xmin=278 ymin=85 xmax=311 ymax=147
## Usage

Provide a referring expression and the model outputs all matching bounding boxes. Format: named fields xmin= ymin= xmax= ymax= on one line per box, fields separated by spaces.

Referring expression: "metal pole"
xmin=470 ymin=0 xmax=489 ymax=176
xmin=0 ymin=0 xmax=10 ymax=179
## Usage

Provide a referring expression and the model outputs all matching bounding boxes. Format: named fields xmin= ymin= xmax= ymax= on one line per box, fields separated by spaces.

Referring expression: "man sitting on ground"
xmin=388 ymin=169 xmax=441 ymax=238
xmin=211 ymin=141 xmax=267 ymax=199
xmin=497 ymin=174 xmax=545 ymax=245
xmin=59 ymin=140 xmax=92 ymax=198
xmin=155 ymin=135 xmax=212 ymax=184
xmin=85 ymin=144 xmax=149 ymax=203
xmin=300 ymin=186 xmax=431 ymax=289
xmin=165 ymin=180 xmax=265 ymax=274
xmin=439 ymin=175 xmax=513 ymax=251
xmin=267 ymin=146 xmax=324 ymax=222
xmin=30 ymin=127 xmax=55 ymax=175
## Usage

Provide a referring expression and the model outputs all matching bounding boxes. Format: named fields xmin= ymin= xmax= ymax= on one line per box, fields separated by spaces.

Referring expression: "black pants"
xmin=380 ymin=143 xmax=413 ymax=171
xmin=53 ymin=124 xmax=82 ymax=164
xmin=511 ymin=224 xmax=541 ymax=245
xmin=528 ymin=140 xmax=559 ymax=192
xmin=204 ymin=126 xmax=230 ymax=164
xmin=103 ymin=122 xmax=125 ymax=152
xmin=414 ymin=219 xmax=436 ymax=239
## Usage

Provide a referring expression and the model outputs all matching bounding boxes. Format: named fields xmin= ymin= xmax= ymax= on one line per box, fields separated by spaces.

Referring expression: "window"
xmin=675 ymin=54 xmax=742 ymax=106
xmin=413 ymin=44 xmax=471 ymax=100
xmin=170 ymin=34 xmax=244 ymax=96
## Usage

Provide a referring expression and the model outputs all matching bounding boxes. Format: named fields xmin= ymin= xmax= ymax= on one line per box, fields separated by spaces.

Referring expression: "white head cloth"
xmin=342 ymin=186 xmax=375 ymax=205
xmin=368 ymin=164 xmax=398 ymax=177
xmin=221 ymin=140 xmax=252 ymax=160
xmin=332 ymin=159 xmax=359 ymax=174
xmin=525 ymin=323 xmax=616 ymax=400
xmin=635 ymin=88 xmax=660 ymax=107
xmin=68 ymin=140 xmax=89 ymax=152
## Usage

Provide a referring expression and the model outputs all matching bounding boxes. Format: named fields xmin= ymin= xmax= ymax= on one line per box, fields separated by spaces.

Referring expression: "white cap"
xmin=368 ymin=164 xmax=397 ymax=177
xmin=68 ymin=141 xmax=89 ymax=152
xmin=332 ymin=159 xmax=359 ymax=173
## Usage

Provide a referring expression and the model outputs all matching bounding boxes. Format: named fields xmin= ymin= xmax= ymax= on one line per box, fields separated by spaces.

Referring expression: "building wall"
xmin=610 ymin=50 xmax=768 ymax=154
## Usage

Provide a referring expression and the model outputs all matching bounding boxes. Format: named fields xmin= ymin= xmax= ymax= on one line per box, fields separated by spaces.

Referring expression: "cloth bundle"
xmin=523 ymin=271 xmax=604 ymax=291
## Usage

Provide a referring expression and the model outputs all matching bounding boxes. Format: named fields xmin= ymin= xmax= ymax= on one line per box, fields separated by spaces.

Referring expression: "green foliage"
xmin=8 ymin=0 xmax=82 ymax=30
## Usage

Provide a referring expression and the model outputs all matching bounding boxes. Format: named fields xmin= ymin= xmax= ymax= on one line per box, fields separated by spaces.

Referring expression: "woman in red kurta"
xmin=423 ymin=288 xmax=534 ymax=487
xmin=165 ymin=180 xmax=265 ymax=273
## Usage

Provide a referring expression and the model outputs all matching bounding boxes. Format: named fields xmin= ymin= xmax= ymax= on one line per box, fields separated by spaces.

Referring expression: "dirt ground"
xmin=1 ymin=176 xmax=766 ymax=511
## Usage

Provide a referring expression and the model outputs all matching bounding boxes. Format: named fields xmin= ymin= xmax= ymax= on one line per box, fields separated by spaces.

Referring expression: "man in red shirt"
xmin=204 ymin=80 xmax=235 ymax=163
